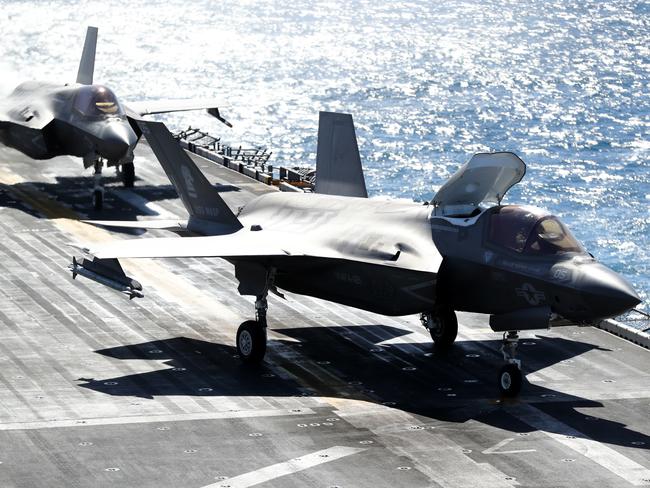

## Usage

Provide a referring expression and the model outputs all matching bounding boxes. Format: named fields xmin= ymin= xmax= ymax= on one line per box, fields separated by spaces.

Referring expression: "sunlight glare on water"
xmin=0 ymin=0 xmax=648 ymax=307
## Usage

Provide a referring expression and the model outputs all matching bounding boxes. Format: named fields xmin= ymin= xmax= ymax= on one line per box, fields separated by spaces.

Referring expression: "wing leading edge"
xmin=126 ymin=100 xmax=232 ymax=127
xmin=81 ymin=231 xmax=291 ymax=260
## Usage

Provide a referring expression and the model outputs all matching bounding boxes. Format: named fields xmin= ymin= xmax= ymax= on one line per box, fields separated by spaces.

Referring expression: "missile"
xmin=70 ymin=256 xmax=143 ymax=299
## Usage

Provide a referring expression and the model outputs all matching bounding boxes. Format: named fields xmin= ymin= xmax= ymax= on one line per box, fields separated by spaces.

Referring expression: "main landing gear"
xmin=236 ymin=292 xmax=268 ymax=364
xmin=499 ymin=331 xmax=522 ymax=397
xmin=420 ymin=306 xmax=458 ymax=351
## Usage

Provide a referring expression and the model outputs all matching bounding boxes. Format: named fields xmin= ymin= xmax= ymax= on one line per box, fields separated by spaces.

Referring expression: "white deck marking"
xmin=202 ymin=446 xmax=366 ymax=488
xmin=112 ymin=189 xmax=178 ymax=219
xmin=482 ymin=438 xmax=537 ymax=454
xmin=0 ymin=408 xmax=315 ymax=431
xmin=515 ymin=405 xmax=650 ymax=486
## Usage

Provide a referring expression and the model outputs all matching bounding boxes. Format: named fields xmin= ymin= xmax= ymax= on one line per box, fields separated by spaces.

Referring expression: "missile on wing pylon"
xmin=70 ymin=256 xmax=143 ymax=299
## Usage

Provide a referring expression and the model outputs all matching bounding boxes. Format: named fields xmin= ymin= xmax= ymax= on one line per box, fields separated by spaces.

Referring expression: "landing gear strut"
xmin=121 ymin=162 xmax=135 ymax=188
xmin=236 ymin=292 xmax=268 ymax=364
xmin=498 ymin=331 xmax=522 ymax=397
xmin=421 ymin=306 xmax=458 ymax=351
xmin=92 ymin=159 xmax=104 ymax=211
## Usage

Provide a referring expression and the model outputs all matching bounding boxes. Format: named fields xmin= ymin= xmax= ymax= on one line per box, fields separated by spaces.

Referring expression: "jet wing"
xmin=81 ymin=232 xmax=290 ymax=260
xmin=125 ymin=100 xmax=231 ymax=125
xmin=77 ymin=227 xmax=433 ymax=270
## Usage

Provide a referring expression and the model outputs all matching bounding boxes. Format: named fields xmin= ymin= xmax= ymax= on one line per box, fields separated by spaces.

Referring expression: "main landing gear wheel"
xmin=92 ymin=189 xmax=103 ymax=211
xmin=421 ymin=307 xmax=458 ymax=351
xmin=236 ymin=320 xmax=267 ymax=364
xmin=498 ymin=363 xmax=522 ymax=397
xmin=121 ymin=162 xmax=135 ymax=188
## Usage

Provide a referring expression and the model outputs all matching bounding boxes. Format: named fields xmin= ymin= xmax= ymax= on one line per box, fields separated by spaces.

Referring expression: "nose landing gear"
xmin=92 ymin=159 xmax=104 ymax=211
xmin=499 ymin=331 xmax=522 ymax=397
xmin=118 ymin=149 xmax=135 ymax=188
xmin=121 ymin=162 xmax=135 ymax=188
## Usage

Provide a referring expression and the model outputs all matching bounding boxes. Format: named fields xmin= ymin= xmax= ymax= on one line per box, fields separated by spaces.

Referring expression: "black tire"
xmin=122 ymin=162 xmax=135 ymax=188
xmin=428 ymin=307 xmax=458 ymax=351
xmin=92 ymin=190 xmax=103 ymax=211
xmin=236 ymin=320 xmax=267 ymax=364
xmin=498 ymin=364 xmax=522 ymax=397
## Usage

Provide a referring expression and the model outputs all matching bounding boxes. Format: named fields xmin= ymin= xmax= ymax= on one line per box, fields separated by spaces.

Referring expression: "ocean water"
xmin=0 ymin=0 xmax=648 ymax=309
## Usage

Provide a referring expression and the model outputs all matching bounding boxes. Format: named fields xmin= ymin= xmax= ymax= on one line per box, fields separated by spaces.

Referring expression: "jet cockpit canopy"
xmin=432 ymin=152 xmax=526 ymax=217
xmin=487 ymin=206 xmax=586 ymax=256
xmin=73 ymin=85 xmax=124 ymax=117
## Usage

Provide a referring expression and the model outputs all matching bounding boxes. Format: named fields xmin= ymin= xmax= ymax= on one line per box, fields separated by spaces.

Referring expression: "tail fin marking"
xmin=137 ymin=120 xmax=242 ymax=232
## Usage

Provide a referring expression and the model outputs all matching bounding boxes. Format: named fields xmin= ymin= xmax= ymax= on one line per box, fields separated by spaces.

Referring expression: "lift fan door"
xmin=432 ymin=152 xmax=526 ymax=217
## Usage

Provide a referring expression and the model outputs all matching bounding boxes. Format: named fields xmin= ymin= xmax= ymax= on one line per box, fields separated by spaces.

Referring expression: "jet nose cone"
xmin=100 ymin=123 xmax=137 ymax=161
xmin=581 ymin=265 xmax=641 ymax=319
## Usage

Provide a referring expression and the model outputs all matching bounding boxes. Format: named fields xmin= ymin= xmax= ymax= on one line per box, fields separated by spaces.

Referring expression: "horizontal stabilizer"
xmin=315 ymin=111 xmax=368 ymax=198
xmin=76 ymin=26 xmax=98 ymax=85
xmin=82 ymin=219 xmax=187 ymax=232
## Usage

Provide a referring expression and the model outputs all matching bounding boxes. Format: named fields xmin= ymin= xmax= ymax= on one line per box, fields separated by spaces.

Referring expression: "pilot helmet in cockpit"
xmin=73 ymin=85 xmax=124 ymax=117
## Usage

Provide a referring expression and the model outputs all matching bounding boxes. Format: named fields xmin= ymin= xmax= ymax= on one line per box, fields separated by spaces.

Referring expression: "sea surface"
xmin=0 ymin=0 xmax=648 ymax=311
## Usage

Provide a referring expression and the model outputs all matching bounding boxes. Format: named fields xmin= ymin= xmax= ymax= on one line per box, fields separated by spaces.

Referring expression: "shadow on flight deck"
xmin=78 ymin=324 xmax=650 ymax=452
xmin=0 ymin=175 xmax=240 ymax=229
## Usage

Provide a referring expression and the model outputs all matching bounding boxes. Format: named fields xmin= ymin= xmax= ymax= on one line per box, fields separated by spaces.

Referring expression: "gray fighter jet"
xmin=0 ymin=26 xmax=231 ymax=210
xmin=69 ymin=113 xmax=641 ymax=396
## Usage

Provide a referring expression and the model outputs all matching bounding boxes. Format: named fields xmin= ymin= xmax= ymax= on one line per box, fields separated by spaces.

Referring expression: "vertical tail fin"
xmin=314 ymin=111 xmax=368 ymax=198
xmin=76 ymin=26 xmax=98 ymax=85
xmin=136 ymin=119 xmax=242 ymax=232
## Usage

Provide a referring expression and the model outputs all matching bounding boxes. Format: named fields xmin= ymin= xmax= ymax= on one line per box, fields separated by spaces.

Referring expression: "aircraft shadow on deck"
xmin=0 ymin=175 xmax=241 ymax=227
xmin=78 ymin=324 xmax=649 ymax=451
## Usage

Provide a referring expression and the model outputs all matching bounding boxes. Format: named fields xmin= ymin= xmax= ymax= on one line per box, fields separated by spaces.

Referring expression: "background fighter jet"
xmin=70 ymin=113 xmax=641 ymax=397
xmin=0 ymin=26 xmax=231 ymax=210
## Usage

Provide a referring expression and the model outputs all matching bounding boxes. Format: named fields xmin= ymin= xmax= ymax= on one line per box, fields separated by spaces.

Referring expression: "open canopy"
xmin=431 ymin=152 xmax=526 ymax=217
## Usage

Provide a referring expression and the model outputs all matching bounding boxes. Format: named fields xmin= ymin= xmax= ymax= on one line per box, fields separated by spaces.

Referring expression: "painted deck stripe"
xmin=202 ymin=446 xmax=366 ymax=488
xmin=0 ymin=407 xmax=315 ymax=431
xmin=515 ymin=405 xmax=650 ymax=486
xmin=112 ymin=188 xmax=178 ymax=218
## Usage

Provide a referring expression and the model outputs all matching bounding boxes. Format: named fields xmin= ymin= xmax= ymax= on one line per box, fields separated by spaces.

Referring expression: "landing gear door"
xmin=431 ymin=152 xmax=526 ymax=217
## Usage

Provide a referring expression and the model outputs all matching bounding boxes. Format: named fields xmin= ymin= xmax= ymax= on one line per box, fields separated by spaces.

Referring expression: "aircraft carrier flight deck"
xmin=0 ymin=142 xmax=648 ymax=488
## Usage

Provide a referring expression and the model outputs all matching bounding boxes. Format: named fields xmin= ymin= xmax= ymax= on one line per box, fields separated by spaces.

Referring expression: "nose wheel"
xmin=499 ymin=331 xmax=522 ymax=397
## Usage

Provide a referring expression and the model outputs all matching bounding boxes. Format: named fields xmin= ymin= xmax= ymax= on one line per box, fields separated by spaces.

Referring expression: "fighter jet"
xmin=69 ymin=113 xmax=641 ymax=396
xmin=0 ymin=26 xmax=231 ymax=210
